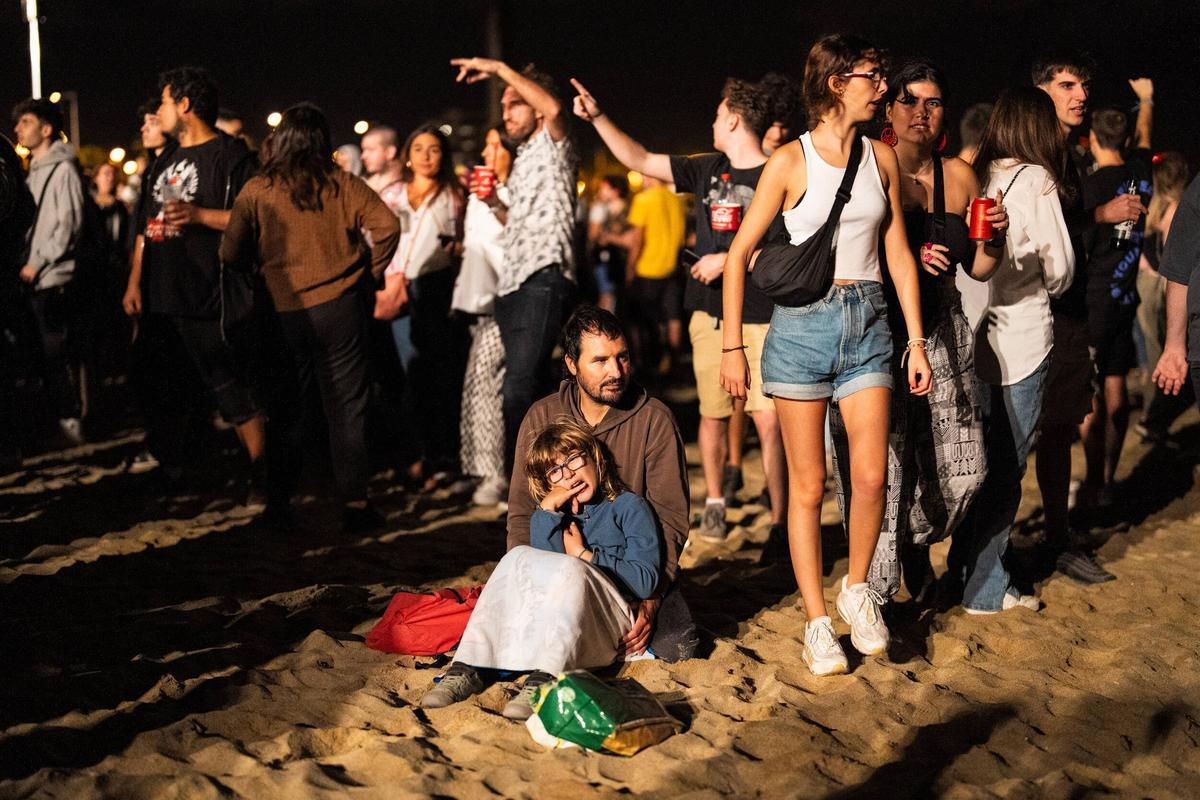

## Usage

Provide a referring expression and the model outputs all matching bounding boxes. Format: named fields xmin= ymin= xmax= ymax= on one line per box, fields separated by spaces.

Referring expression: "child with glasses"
xmin=525 ymin=417 xmax=662 ymax=599
xmin=420 ymin=417 xmax=661 ymax=720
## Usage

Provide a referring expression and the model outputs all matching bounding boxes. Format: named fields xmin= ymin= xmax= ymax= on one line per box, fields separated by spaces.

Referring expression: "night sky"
xmin=1 ymin=1 xmax=1196 ymax=166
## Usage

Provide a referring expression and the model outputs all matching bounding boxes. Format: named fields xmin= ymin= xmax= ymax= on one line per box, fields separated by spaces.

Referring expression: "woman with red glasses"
xmin=721 ymin=34 xmax=932 ymax=677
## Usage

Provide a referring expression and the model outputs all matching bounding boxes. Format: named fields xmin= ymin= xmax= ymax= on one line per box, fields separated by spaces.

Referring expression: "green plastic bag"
xmin=526 ymin=670 xmax=682 ymax=756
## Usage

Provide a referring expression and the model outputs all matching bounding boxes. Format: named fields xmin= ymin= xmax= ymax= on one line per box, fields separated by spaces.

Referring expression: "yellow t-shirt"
xmin=626 ymin=185 xmax=685 ymax=279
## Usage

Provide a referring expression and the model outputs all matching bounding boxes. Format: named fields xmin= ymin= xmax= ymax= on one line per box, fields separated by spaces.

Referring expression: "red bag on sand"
xmin=366 ymin=586 xmax=484 ymax=655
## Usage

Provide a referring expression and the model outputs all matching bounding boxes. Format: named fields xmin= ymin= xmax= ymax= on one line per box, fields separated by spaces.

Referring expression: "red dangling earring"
xmin=881 ymin=126 xmax=898 ymax=147
xmin=934 ymin=131 xmax=948 ymax=153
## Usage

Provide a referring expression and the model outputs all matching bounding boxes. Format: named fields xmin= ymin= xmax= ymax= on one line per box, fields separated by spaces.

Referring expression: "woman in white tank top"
xmin=719 ymin=35 xmax=933 ymax=678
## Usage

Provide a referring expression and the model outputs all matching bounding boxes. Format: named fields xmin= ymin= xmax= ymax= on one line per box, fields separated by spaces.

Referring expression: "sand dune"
xmin=2 ymin=411 xmax=1199 ymax=799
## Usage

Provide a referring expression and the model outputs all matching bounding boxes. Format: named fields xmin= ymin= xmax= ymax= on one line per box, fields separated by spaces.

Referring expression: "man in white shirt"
xmin=449 ymin=58 xmax=578 ymax=474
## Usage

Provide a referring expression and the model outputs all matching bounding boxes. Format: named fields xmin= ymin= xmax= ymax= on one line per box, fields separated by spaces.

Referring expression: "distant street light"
xmin=122 ymin=160 xmax=138 ymax=176
xmin=267 ymin=111 xmax=282 ymax=128
xmin=48 ymin=90 xmax=62 ymax=104
xmin=23 ymin=0 xmax=41 ymax=98
xmin=109 ymin=147 xmax=126 ymax=163
xmin=354 ymin=120 xmax=369 ymax=135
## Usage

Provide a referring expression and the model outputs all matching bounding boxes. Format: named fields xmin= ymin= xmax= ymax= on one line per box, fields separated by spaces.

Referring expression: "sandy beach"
xmin=2 ymin=396 xmax=1199 ymax=799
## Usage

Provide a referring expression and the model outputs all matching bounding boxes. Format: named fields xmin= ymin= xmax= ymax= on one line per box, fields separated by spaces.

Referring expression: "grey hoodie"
xmin=25 ymin=140 xmax=84 ymax=290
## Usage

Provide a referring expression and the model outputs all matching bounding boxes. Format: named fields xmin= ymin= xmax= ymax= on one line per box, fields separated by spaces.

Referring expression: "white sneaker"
xmin=965 ymin=592 xmax=1041 ymax=615
xmin=835 ymin=576 xmax=890 ymax=656
xmin=803 ymin=616 xmax=848 ymax=677
xmin=58 ymin=418 xmax=84 ymax=447
xmin=471 ymin=475 xmax=509 ymax=506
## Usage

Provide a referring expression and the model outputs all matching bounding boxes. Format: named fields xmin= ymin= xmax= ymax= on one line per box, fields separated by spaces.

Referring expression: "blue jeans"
xmin=494 ymin=266 xmax=573 ymax=472
xmin=950 ymin=355 xmax=1048 ymax=611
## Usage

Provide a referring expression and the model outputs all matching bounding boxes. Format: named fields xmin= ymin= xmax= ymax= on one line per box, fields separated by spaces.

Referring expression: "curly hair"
xmin=525 ymin=417 xmax=625 ymax=504
xmin=722 ymin=78 xmax=770 ymax=140
xmin=158 ymin=66 xmax=220 ymax=127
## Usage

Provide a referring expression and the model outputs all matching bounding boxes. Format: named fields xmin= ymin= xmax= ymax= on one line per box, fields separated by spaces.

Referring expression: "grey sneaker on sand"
xmin=420 ymin=664 xmax=484 ymax=709
xmin=699 ymin=501 xmax=727 ymax=542
xmin=502 ymin=670 xmax=556 ymax=720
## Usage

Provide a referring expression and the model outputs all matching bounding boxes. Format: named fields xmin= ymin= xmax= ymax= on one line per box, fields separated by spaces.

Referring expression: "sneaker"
xmin=420 ymin=664 xmax=484 ymax=709
xmin=759 ymin=523 xmax=789 ymax=565
xmin=698 ymin=500 xmax=727 ymax=542
xmin=720 ymin=465 xmax=743 ymax=507
xmin=472 ymin=475 xmax=509 ymax=507
xmin=965 ymin=591 xmax=1040 ymax=615
xmin=127 ymin=448 xmax=160 ymax=474
xmin=501 ymin=670 xmax=556 ymax=720
xmin=58 ymin=418 xmax=84 ymax=447
xmin=1056 ymin=548 xmax=1116 ymax=584
xmin=802 ymin=616 xmax=848 ymax=676
xmin=835 ymin=576 xmax=890 ymax=656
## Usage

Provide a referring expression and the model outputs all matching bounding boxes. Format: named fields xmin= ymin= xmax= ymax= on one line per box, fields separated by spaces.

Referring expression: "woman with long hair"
xmin=220 ymin=102 xmax=400 ymax=531
xmin=948 ymin=86 xmax=1077 ymax=613
xmin=373 ymin=124 xmax=467 ymax=486
xmin=452 ymin=126 xmax=515 ymax=506
xmin=828 ymin=60 xmax=1008 ymax=604
xmin=721 ymin=34 xmax=933 ymax=676
xmin=1136 ymin=152 xmax=1193 ymax=436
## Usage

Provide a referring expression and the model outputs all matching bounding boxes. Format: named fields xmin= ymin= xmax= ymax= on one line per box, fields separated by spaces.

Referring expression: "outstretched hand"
xmin=570 ymin=78 xmax=603 ymax=122
xmin=451 ymin=57 xmax=505 ymax=84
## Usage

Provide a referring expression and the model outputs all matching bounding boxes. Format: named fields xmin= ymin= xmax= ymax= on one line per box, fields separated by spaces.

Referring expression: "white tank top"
xmin=783 ymin=132 xmax=888 ymax=283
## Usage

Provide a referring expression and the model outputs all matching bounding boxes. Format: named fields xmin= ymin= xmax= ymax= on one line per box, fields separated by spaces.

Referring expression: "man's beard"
xmin=579 ymin=374 xmax=626 ymax=405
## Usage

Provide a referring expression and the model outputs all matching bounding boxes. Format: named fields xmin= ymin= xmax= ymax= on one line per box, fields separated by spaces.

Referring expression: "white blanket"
xmin=454 ymin=546 xmax=635 ymax=673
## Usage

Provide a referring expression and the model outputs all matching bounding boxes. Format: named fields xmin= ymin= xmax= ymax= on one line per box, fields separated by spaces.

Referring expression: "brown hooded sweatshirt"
xmin=506 ymin=380 xmax=690 ymax=586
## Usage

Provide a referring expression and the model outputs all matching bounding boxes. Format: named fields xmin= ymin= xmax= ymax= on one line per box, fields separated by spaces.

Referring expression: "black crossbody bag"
xmin=750 ymin=134 xmax=863 ymax=307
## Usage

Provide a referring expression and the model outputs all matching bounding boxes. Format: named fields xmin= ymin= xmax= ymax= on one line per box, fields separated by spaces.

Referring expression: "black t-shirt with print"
xmin=670 ymin=153 xmax=781 ymax=324
xmin=1083 ymin=157 xmax=1152 ymax=309
xmin=141 ymin=135 xmax=254 ymax=318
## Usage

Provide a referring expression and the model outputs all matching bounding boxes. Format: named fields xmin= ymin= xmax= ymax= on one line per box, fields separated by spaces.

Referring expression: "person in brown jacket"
xmin=220 ymin=103 xmax=400 ymax=531
xmin=506 ymin=305 xmax=697 ymax=661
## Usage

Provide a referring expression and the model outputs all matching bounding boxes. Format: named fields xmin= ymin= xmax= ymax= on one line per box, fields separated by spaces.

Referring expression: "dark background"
xmin=1 ymin=0 xmax=1196 ymax=163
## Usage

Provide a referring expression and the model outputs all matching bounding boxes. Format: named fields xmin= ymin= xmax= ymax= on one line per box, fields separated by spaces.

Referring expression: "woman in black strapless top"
xmin=830 ymin=60 xmax=1009 ymax=604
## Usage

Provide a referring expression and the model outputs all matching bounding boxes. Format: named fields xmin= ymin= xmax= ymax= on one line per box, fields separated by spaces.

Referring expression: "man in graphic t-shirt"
xmin=572 ymin=76 xmax=788 ymax=547
xmin=1078 ymin=106 xmax=1152 ymax=508
xmin=122 ymin=66 xmax=264 ymax=496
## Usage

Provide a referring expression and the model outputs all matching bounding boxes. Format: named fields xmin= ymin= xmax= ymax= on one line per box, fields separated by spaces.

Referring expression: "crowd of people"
xmin=2 ymin=32 xmax=1198 ymax=717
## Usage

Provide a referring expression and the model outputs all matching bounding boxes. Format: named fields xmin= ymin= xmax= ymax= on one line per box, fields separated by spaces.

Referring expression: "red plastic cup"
xmin=472 ymin=165 xmax=496 ymax=199
xmin=969 ymin=197 xmax=996 ymax=240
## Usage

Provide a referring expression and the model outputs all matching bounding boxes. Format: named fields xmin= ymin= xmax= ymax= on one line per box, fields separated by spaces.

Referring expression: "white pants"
xmin=455 ymin=546 xmax=635 ymax=673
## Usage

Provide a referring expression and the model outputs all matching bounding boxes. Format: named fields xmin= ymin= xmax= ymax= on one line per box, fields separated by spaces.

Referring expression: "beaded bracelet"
xmin=901 ymin=338 xmax=927 ymax=367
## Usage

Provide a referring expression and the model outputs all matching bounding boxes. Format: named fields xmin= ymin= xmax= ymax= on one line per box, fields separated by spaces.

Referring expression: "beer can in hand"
xmin=472 ymin=165 xmax=496 ymax=199
xmin=969 ymin=197 xmax=996 ymax=240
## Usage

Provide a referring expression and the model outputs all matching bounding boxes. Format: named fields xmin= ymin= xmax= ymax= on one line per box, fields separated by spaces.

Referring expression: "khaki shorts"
xmin=689 ymin=310 xmax=773 ymax=418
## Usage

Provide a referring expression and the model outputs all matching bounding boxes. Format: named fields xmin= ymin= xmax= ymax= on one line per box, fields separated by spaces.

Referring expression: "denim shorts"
xmin=762 ymin=281 xmax=894 ymax=401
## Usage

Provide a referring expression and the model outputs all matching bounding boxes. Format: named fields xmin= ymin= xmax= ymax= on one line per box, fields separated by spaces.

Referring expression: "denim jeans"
xmin=494 ymin=266 xmax=573 ymax=473
xmin=950 ymin=355 xmax=1049 ymax=612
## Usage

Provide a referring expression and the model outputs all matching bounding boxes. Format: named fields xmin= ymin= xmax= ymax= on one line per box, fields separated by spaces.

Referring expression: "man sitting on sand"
xmin=421 ymin=306 xmax=697 ymax=717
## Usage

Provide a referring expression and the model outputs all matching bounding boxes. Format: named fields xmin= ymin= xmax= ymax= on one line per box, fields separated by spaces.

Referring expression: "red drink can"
xmin=711 ymin=202 xmax=741 ymax=232
xmin=969 ymin=197 xmax=996 ymax=240
xmin=472 ymin=165 xmax=496 ymax=199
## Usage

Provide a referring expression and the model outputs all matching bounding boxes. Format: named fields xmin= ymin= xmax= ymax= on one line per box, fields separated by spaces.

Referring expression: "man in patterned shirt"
xmin=451 ymin=57 xmax=578 ymax=472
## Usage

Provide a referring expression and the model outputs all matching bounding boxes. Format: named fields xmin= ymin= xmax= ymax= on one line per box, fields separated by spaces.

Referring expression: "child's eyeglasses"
xmin=546 ymin=452 xmax=587 ymax=483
